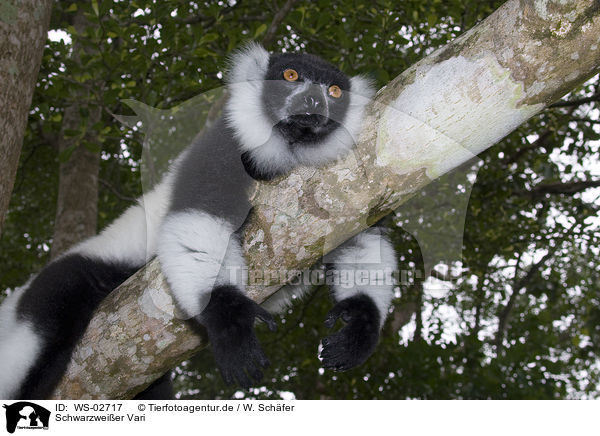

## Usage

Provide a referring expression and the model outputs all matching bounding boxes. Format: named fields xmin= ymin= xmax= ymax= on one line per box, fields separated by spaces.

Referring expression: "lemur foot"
xmin=320 ymin=294 xmax=380 ymax=371
xmin=200 ymin=286 xmax=277 ymax=388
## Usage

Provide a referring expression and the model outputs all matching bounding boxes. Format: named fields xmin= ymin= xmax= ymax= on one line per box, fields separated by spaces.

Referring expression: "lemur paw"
xmin=200 ymin=286 xmax=277 ymax=388
xmin=320 ymin=294 xmax=380 ymax=371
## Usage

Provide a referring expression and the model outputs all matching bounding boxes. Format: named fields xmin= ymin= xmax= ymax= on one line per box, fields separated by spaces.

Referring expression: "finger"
xmin=255 ymin=305 xmax=278 ymax=331
xmin=335 ymin=362 xmax=355 ymax=371
xmin=247 ymin=363 xmax=264 ymax=382
xmin=324 ymin=300 xmax=351 ymax=328
xmin=234 ymin=367 xmax=252 ymax=389
xmin=320 ymin=345 xmax=346 ymax=361
xmin=219 ymin=366 xmax=235 ymax=386
xmin=321 ymin=351 xmax=346 ymax=364
xmin=250 ymin=343 xmax=271 ymax=368
xmin=322 ymin=357 xmax=346 ymax=370
xmin=321 ymin=333 xmax=342 ymax=347
xmin=341 ymin=311 xmax=353 ymax=323
xmin=243 ymin=335 xmax=271 ymax=369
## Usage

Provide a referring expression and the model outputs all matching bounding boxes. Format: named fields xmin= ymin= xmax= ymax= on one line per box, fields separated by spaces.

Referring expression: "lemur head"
xmin=225 ymin=43 xmax=375 ymax=180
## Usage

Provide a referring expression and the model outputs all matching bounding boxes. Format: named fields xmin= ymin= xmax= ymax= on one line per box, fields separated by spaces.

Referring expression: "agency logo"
xmin=3 ymin=402 xmax=50 ymax=433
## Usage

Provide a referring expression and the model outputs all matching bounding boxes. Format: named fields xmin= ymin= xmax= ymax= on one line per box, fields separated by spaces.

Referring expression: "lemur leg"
xmin=320 ymin=227 xmax=397 ymax=371
xmin=1 ymin=255 xmax=138 ymax=399
xmin=0 ymin=178 xmax=172 ymax=399
xmin=259 ymin=226 xmax=396 ymax=371
xmin=157 ymin=210 xmax=276 ymax=388
xmin=260 ymin=281 xmax=315 ymax=315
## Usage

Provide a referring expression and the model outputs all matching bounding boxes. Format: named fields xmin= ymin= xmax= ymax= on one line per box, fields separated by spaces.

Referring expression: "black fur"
xmin=170 ymin=119 xmax=254 ymax=226
xmin=199 ymin=286 xmax=277 ymax=388
xmin=133 ymin=373 xmax=174 ymax=400
xmin=265 ymin=53 xmax=350 ymax=93
xmin=240 ymin=151 xmax=278 ymax=181
xmin=320 ymin=294 xmax=381 ymax=371
xmin=15 ymin=254 xmax=139 ymax=399
xmin=262 ymin=53 xmax=350 ymax=146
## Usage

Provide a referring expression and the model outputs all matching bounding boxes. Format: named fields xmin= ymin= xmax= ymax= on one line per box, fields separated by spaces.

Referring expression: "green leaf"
xmin=253 ymin=23 xmax=267 ymax=39
xmin=200 ymin=33 xmax=219 ymax=44
xmin=91 ymin=0 xmax=99 ymax=16
xmin=58 ymin=145 xmax=77 ymax=162
xmin=63 ymin=129 xmax=81 ymax=137
xmin=83 ymin=140 xmax=102 ymax=153
xmin=428 ymin=13 xmax=438 ymax=26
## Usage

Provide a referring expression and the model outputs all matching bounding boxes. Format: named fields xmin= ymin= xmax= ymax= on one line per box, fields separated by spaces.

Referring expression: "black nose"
xmin=303 ymin=94 xmax=323 ymax=111
xmin=292 ymin=89 xmax=327 ymax=117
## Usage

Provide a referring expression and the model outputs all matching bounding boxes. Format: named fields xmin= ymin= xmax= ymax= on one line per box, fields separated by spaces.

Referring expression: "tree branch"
xmin=51 ymin=0 xmax=600 ymax=399
xmin=520 ymin=179 xmax=600 ymax=198
xmin=261 ymin=0 xmax=300 ymax=48
xmin=493 ymin=219 xmax=584 ymax=351
xmin=98 ymin=178 xmax=137 ymax=203
xmin=429 ymin=267 xmax=461 ymax=283
xmin=494 ymin=250 xmax=550 ymax=351
xmin=548 ymin=92 xmax=600 ymax=108
xmin=502 ymin=130 xmax=552 ymax=165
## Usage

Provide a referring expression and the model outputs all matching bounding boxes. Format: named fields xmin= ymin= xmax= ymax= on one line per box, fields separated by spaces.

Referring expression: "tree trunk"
xmin=51 ymin=109 xmax=101 ymax=258
xmin=52 ymin=0 xmax=600 ymax=399
xmin=0 ymin=0 xmax=53 ymax=237
xmin=50 ymin=10 xmax=102 ymax=259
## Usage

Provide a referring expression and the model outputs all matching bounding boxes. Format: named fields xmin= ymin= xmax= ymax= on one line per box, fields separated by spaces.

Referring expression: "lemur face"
xmin=225 ymin=44 xmax=374 ymax=180
xmin=261 ymin=53 xmax=351 ymax=146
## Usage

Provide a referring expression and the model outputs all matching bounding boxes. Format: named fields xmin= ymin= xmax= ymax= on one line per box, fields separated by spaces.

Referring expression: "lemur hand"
xmin=200 ymin=286 xmax=277 ymax=388
xmin=320 ymin=294 xmax=380 ymax=371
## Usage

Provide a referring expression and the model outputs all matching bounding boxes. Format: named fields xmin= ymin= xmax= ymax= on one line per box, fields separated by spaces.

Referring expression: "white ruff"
xmin=157 ymin=210 xmax=246 ymax=319
xmin=224 ymin=43 xmax=272 ymax=151
xmin=0 ymin=286 xmax=41 ymax=399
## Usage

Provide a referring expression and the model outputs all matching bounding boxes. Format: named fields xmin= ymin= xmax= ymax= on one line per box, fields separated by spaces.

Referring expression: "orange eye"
xmin=328 ymin=85 xmax=342 ymax=98
xmin=283 ymin=69 xmax=298 ymax=81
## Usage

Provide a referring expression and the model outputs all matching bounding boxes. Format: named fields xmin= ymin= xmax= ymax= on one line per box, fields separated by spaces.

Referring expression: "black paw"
xmin=320 ymin=294 xmax=380 ymax=371
xmin=200 ymin=286 xmax=277 ymax=388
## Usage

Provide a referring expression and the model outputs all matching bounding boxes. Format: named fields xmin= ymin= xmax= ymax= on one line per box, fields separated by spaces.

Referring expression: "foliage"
xmin=1 ymin=0 xmax=598 ymax=399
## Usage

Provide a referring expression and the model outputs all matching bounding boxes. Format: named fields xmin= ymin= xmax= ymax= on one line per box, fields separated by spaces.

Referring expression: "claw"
xmin=255 ymin=304 xmax=278 ymax=331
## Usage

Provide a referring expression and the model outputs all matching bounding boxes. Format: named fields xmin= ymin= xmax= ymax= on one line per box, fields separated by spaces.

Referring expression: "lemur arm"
xmin=261 ymin=225 xmax=397 ymax=370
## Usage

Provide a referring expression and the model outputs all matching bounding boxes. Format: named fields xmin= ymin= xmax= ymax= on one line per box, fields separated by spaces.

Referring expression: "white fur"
xmin=225 ymin=43 xmax=273 ymax=152
xmin=262 ymin=226 xmax=395 ymax=329
xmin=72 ymin=170 xmax=176 ymax=267
xmin=327 ymin=229 xmax=396 ymax=328
xmin=226 ymin=42 xmax=271 ymax=84
xmin=0 ymin=286 xmax=41 ymax=399
xmin=260 ymin=280 xmax=314 ymax=314
xmin=224 ymin=44 xmax=376 ymax=171
xmin=157 ymin=210 xmax=246 ymax=319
